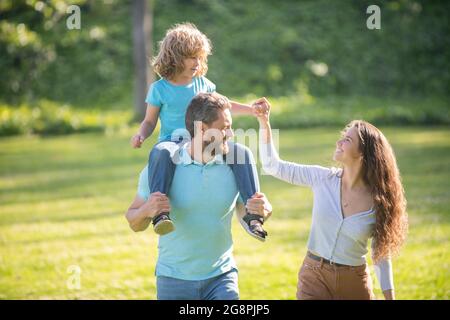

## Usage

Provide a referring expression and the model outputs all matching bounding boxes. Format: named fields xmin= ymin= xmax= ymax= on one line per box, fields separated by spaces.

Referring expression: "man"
xmin=125 ymin=92 xmax=272 ymax=300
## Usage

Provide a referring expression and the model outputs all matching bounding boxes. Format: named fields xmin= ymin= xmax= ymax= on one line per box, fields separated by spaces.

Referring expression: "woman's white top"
xmin=259 ymin=136 xmax=394 ymax=291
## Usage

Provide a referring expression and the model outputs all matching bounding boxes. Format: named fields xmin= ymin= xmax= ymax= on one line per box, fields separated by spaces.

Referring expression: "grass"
xmin=0 ymin=126 xmax=449 ymax=299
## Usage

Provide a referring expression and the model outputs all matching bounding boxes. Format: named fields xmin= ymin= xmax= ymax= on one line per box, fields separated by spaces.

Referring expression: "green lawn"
xmin=0 ymin=127 xmax=449 ymax=299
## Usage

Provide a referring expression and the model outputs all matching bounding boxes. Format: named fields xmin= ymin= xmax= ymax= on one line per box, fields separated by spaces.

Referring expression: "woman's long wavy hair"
xmin=152 ymin=23 xmax=212 ymax=80
xmin=344 ymin=120 xmax=408 ymax=263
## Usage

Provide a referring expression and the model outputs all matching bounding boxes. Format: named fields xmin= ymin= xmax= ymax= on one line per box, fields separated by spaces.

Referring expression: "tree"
xmin=132 ymin=0 xmax=153 ymax=121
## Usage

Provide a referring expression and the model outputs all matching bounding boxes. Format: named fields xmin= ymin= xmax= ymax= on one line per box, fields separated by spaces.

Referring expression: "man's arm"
xmin=235 ymin=202 xmax=247 ymax=220
xmin=125 ymin=192 xmax=170 ymax=232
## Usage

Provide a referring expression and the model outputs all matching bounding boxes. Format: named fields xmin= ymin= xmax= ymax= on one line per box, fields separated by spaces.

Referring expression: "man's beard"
xmin=203 ymin=137 xmax=229 ymax=157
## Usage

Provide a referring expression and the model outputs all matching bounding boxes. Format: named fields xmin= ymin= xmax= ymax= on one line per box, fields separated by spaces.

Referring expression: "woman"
xmin=256 ymin=98 xmax=408 ymax=300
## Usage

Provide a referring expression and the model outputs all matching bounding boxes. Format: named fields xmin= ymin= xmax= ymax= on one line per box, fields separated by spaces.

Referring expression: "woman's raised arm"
xmin=255 ymin=98 xmax=332 ymax=188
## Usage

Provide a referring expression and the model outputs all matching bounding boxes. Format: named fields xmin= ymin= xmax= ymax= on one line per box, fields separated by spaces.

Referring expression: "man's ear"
xmin=193 ymin=121 xmax=204 ymax=136
xmin=201 ymin=122 xmax=209 ymax=134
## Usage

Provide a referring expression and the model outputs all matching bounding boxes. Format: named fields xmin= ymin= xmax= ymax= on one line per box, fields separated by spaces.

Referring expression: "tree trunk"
xmin=132 ymin=0 xmax=153 ymax=121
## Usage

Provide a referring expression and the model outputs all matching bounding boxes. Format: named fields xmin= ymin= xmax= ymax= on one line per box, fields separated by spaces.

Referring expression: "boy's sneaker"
xmin=152 ymin=212 xmax=175 ymax=235
xmin=239 ymin=213 xmax=268 ymax=242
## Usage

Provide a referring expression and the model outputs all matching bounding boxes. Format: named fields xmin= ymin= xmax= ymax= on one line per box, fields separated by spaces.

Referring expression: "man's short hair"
xmin=185 ymin=92 xmax=231 ymax=138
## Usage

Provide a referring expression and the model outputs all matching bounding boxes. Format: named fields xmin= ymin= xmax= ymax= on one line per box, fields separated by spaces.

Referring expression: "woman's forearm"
xmin=372 ymin=248 xmax=395 ymax=294
xmin=258 ymin=119 xmax=281 ymax=176
xmin=258 ymin=119 xmax=272 ymax=144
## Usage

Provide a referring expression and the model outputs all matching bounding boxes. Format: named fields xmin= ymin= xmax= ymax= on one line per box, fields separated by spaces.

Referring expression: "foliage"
xmin=0 ymin=100 xmax=131 ymax=136
xmin=0 ymin=95 xmax=447 ymax=136
xmin=0 ymin=0 xmax=449 ymax=107
xmin=235 ymin=94 xmax=449 ymax=129
xmin=0 ymin=0 xmax=132 ymax=106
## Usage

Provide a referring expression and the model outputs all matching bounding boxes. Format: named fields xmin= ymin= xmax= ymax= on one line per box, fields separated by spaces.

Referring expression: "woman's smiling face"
xmin=333 ymin=126 xmax=362 ymax=164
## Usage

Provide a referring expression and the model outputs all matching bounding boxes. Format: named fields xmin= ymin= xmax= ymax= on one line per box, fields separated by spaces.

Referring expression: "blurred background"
xmin=0 ymin=0 xmax=449 ymax=299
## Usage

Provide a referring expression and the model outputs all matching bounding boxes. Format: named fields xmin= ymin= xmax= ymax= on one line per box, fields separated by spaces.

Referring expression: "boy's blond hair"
xmin=152 ymin=23 xmax=212 ymax=80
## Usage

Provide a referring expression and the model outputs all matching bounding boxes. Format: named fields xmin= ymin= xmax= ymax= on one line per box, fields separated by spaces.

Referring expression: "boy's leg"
xmin=148 ymin=140 xmax=179 ymax=235
xmin=226 ymin=142 xmax=268 ymax=241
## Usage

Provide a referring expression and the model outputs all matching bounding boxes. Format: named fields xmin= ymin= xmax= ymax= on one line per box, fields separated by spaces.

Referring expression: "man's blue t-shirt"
xmin=145 ymin=76 xmax=216 ymax=142
xmin=137 ymin=143 xmax=243 ymax=280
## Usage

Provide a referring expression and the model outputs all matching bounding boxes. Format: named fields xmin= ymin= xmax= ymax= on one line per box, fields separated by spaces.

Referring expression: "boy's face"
xmin=182 ymin=53 xmax=204 ymax=77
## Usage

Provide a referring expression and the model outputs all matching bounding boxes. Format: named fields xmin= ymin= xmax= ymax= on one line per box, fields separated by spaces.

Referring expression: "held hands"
xmin=246 ymin=192 xmax=272 ymax=220
xmin=131 ymin=134 xmax=145 ymax=148
xmin=251 ymin=97 xmax=271 ymax=124
xmin=141 ymin=192 xmax=171 ymax=220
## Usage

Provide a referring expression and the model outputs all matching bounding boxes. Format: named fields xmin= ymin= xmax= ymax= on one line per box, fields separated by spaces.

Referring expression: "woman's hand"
xmin=252 ymin=97 xmax=271 ymax=124
xmin=383 ymin=289 xmax=395 ymax=300
xmin=253 ymin=97 xmax=272 ymax=144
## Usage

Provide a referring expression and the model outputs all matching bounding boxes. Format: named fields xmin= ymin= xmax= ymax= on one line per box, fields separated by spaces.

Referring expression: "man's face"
xmin=202 ymin=108 xmax=234 ymax=156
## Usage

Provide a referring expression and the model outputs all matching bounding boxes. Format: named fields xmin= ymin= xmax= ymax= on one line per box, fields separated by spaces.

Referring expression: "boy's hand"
xmin=131 ymin=134 xmax=145 ymax=148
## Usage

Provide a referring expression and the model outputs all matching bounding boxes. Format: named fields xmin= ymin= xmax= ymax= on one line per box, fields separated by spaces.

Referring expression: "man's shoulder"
xmin=136 ymin=166 xmax=150 ymax=200
xmin=139 ymin=165 xmax=148 ymax=178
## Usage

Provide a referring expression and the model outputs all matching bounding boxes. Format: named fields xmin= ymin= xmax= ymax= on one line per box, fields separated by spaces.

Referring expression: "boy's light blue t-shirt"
xmin=145 ymin=76 xmax=216 ymax=142
xmin=137 ymin=144 xmax=243 ymax=280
